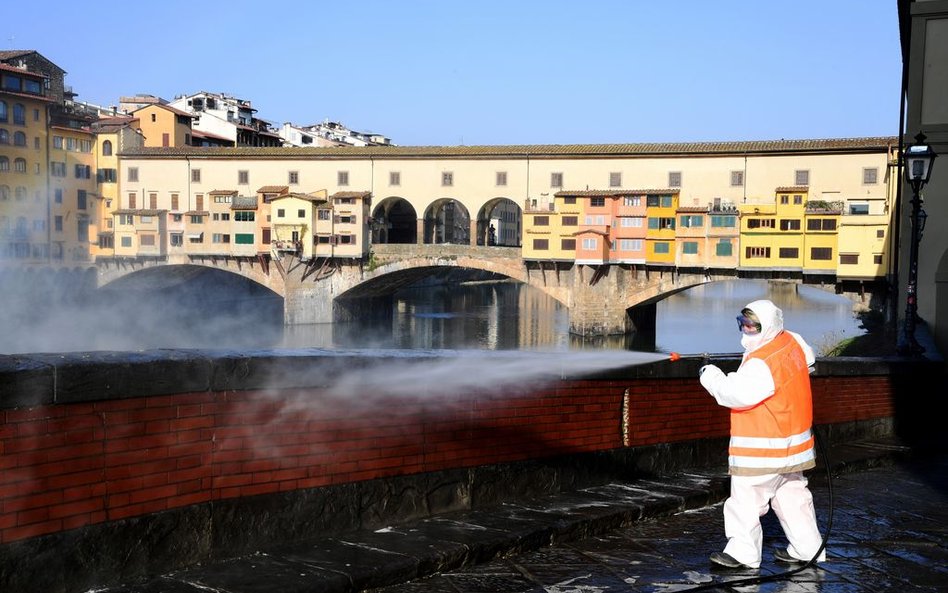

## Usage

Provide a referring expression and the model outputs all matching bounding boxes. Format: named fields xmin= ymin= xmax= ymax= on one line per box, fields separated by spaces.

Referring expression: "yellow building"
xmin=0 ymin=63 xmax=50 ymax=264
xmin=90 ymin=116 xmax=143 ymax=259
xmin=271 ymin=192 xmax=325 ymax=260
xmin=645 ymin=192 xmax=679 ymax=264
xmin=323 ymin=191 xmax=372 ymax=259
xmin=802 ymin=197 xmax=842 ymax=276
xmin=49 ymin=124 xmax=96 ymax=263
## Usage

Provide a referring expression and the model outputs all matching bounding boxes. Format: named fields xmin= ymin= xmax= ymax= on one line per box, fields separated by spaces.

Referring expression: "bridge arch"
xmin=475 ymin=196 xmax=522 ymax=247
xmin=423 ymin=198 xmax=470 ymax=245
xmin=371 ymin=196 xmax=417 ymax=244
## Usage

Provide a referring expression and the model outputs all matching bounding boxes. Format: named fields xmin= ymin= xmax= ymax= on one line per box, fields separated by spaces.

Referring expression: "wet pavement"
xmin=99 ymin=439 xmax=948 ymax=593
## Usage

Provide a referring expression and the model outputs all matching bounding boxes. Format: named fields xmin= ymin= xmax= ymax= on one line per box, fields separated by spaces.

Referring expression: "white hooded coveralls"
xmin=699 ymin=299 xmax=826 ymax=568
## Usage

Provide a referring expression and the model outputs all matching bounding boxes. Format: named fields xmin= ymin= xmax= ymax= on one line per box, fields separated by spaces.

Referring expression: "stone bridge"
xmin=87 ymin=244 xmax=887 ymax=336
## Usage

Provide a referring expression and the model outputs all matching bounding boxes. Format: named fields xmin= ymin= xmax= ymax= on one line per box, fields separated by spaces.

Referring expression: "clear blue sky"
xmin=11 ymin=1 xmax=901 ymax=147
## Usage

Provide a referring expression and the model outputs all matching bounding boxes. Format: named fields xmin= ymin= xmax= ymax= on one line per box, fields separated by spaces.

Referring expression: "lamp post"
xmin=897 ymin=132 xmax=937 ymax=355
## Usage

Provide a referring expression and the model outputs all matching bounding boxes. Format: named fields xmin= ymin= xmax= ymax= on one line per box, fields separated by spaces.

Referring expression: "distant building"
xmin=279 ymin=119 xmax=392 ymax=147
xmin=169 ymin=91 xmax=281 ymax=147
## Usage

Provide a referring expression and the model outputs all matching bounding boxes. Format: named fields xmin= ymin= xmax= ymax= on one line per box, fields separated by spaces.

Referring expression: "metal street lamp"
xmin=898 ymin=132 xmax=937 ymax=355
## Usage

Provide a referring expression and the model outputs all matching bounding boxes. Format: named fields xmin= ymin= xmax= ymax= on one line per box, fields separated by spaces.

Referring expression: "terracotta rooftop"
xmin=121 ymin=137 xmax=897 ymax=160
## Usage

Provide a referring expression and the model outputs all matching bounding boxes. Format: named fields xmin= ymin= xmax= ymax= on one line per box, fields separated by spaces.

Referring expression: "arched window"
xmin=102 ymin=139 xmax=113 ymax=156
xmin=0 ymin=129 xmax=8 ymax=144
xmin=15 ymin=187 xmax=27 ymax=201
xmin=13 ymin=131 xmax=26 ymax=146
xmin=0 ymin=185 xmax=9 ymax=200
xmin=16 ymin=216 xmax=28 ymax=232
xmin=0 ymin=101 xmax=7 ymax=122
xmin=14 ymin=158 xmax=26 ymax=173
xmin=0 ymin=156 xmax=8 ymax=171
xmin=13 ymin=104 xmax=25 ymax=125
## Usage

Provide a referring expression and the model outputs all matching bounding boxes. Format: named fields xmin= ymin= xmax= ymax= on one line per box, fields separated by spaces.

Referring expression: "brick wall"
xmin=0 ymin=357 xmax=906 ymax=546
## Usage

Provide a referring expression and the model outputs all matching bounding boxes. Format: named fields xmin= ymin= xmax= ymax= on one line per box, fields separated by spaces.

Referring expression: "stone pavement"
xmin=98 ymin=439 xmax=948 ymax=593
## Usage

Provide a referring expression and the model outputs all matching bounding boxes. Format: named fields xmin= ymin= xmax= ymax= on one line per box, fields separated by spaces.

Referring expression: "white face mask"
xmin=741 ymin=331 xmax=767 ymax=352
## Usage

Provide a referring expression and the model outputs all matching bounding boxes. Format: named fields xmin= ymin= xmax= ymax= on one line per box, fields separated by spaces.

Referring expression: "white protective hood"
xmin=741 ymin=299 xmax=784 ymax=353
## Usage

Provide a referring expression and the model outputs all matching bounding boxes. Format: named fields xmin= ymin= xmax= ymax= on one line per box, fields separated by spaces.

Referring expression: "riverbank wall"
xmin=0 ymin=349 xmax=940 ymax=592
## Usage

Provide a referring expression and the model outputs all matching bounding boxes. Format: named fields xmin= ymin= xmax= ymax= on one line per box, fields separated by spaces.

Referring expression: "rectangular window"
xmin=873 ymin=254 xmax=883 ymax=264
xmin=289 ymin=171 xmax=299 ymax=184
xmin=235 ymin=233 xmax=254 ymax=244
xmin=77 ymin=190 xmax=87 ymax=210
xmin=533 ymin=216 xmax=550 ymax=226
xmin=582 ymin=238 xmax=598 ymax=250
xmin=710 ymin=215 xmax=736 ymax=228
xmin=212 ymin=234 xmax=231 ymax=244
xmin=562 ymin=216 xmax=578 ymax=226
xmin=171 ymin=193 xmax=179 ymax=210
xmin=190 ymin=215 xmax=203 ymax=224
xmin=590 ymin=197 xmax=606 ymax=207
xmin=778 ymin=247 xmax=799 ymax=258
xmin=682 ymin=241 xmax=698 ymax=254
xmin=807 ymin=218 xmax=837 ymax=231
xmin=140 ymin=234 xmax=156 ymax=247
xmin=54 ymin=216 xmax=62 ymax=232
xmin=746 ymin=218 xmax=775 ymax=229
xmin=618 ymin=239 xmax=643 ymax=251
xmin=863 ymin=168 xmax=878 ymax=185
xmin=780 ymin=195 xmax=789 ymax=205
xmin=849 ymin=203 xmax=869 ymax=215
xmin=795 ymin=169 xmax=809 ymax=186
xmin=238 ymin=170 xmax=249 ymax=185
xmin=235 ymin=211 xmax=255 ymax=222
xmin=609 ymin=172 xmax=621 ymax=187
xmin=623 ymin=196 xmax=641 ymax=207
xmin=149 ymin=193 xmax=157 ymax=209
xmin=121 ymin=236 xmax=132 ymax=247
xmin=840 ymin=254 xmax=859 ymax=265
xmin=563 ymin=196 xmax=576 ymax=204
xmin=680 ymin=215 xmax=703 ymax=228
xmin=668 ymin=171 xmax=681 ymax=187
xmin=654 ymin=242 xmax=670 ymax=254
xmin=715 ymin=239 xmax=733 ymax=256
xmin=120 ymin=214 xmax=134 ymax=225
xmin=811 ymin=247 xmax=832 ymax=261
xmin=532 ymin=238 xmax=549 ymax=250
xmin=389 ymin=171 xmax=400 ymax=186
xmin=441 ymin=172 xmax=453 ymax=186
xmin=191 ymin=169 xmax=201 ymax=183
xmin=561 ymin=238 xmax=576 ymax=250
xmin=128 ymin=192 xmax=137 ymax=209
xmin=551 ymin=172 xmax=563 ymax=188
xmin=170 ymin=233 xmax=183 ymax=247
xmin=730 ymin=171 xmax=744 ymax=186
xmin=745 ymin=246 xmax=771 ymax=258
xmin=298 ymin=209 xmax=305 ymax=218
xmin=338 ymin=171 xmax=349 ymax=186
xmin=195 ymin=195 xmax=204 ymax=211
xmin=779 ymin=219 xmax=801 ymax=231
xmin=318 ymin=210 xmax=331 ymax=220
xmin=128 ymin=167 xmax=139 ymax=182
xmin=496 ymin=171 xmax=507 ymax=186
xmin=793 ymin=194 xmax=803 ymax=205
xmin=876 ymin=229 xmax=885 ymax=239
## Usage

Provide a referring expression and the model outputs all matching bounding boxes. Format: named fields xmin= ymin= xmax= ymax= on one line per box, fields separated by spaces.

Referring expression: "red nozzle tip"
xmin=669 ymin=352 xmax=681 ymax=362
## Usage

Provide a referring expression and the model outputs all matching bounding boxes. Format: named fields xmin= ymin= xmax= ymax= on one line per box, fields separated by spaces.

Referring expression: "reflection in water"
xmin=284 ymin=279 xmax=865 ymax=356
xmin=0 ymin=268 xmax=865 ymax=356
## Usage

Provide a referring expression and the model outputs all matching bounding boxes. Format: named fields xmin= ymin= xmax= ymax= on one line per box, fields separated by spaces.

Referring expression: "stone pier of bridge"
xmin=279 ymin=245 xmax=715 ymax=337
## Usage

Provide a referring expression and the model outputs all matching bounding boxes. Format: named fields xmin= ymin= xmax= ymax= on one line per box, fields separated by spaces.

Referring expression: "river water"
xmin=283 ymin=279 xmax=866 ymax=357
xmin=0 ymin=272 xmax=866 ymax=356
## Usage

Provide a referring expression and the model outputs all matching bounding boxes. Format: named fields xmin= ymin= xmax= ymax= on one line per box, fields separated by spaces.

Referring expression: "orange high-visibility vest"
xmin=728 ymin=330 xmax=816 ymax=476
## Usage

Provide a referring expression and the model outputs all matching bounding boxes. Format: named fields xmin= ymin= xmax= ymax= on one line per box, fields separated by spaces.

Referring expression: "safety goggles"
xmin=736 ymin=314 xmax=761 ymax=335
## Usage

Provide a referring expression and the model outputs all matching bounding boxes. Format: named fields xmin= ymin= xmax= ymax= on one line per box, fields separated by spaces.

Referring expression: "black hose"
xmin=678 ymin=425 xmax=834 ymax=591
